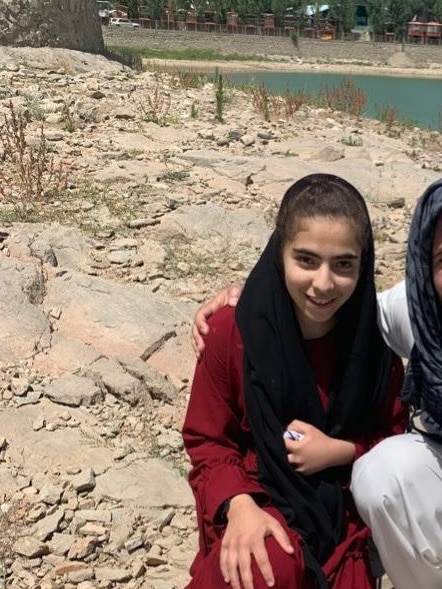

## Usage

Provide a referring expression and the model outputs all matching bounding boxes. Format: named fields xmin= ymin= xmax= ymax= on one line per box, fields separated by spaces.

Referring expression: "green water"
xmin=225 ymin=71 xmax=442 ymax=129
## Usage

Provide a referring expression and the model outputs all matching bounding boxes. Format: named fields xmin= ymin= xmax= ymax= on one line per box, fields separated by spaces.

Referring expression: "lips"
xmin=306 ymin=295 xmax=337 ymax=307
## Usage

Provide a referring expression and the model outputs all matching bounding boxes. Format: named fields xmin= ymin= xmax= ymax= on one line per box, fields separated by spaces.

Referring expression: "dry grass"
xmin=0 ymin=101 xmax=67 ymax=220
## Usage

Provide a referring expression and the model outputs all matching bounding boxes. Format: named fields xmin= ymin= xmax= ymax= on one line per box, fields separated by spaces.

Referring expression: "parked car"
xmin=109 ymin=17 xmax=140 ymax=28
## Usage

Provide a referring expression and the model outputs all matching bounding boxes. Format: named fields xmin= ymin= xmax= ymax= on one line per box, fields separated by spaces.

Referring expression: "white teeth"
xmin=307 ymin=297 xmax=334 ymax=306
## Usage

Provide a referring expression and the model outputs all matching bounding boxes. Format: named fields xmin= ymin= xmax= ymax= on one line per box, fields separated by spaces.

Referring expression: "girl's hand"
xmin=220 ymin=494 xmax=294 ymax=589
xmin=191 ymin=284 xmax=242 ymax=359
xmin=284 ymin=420 xmax=356 ymax=475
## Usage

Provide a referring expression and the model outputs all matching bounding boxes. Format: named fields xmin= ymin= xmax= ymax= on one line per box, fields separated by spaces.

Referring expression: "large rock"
xmin=44 ymin=271 xmax=193 ymax=358
xmin=0 ymin=258 xmax=50 ymax=366
xmin=0 ymin=0 xmax=104 ymax=52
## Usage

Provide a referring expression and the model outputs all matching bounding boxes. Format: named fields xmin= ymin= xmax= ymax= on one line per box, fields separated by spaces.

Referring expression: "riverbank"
xmin=144 ymin=56 xmax=442 ymax=79
xmin=103 ymin=26 xmax=442 ymax=79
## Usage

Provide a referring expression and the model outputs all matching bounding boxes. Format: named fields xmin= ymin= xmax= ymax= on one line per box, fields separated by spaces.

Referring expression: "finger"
xmin=227 ymin=295 xmax=240 ymax=307
xmin=253 ymin=545 xmax=275 ymax=587
xmin=271 ymin=524 xmax=295 ymax=555
xmin=238 ymin=549 xmax=254 ymax=589
xmin=228 ymin=555 xmax=242 ymax=589
xmin=219 ymin=543 xmax=230 ymax=584
xmin=194 ymin=312 xmax=210 ymax=335
xmin=190 ymin=326 xmax=203 ymax=359
xmin=290 ymin=419 xmax=308 ymax=434
xmin=228 ymin=284 xmax=243 ymax=301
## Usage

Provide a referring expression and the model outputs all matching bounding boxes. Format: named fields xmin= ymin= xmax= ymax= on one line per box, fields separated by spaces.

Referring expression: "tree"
xmin=127 ymin=0 xmax=140 ymax=19
xmin=387 ymin=0 xmax=412 ymax=40
xmin=329 ymin=0 xmax=357 ymax=36
xmin=433 ymin=0 xmax=442 ymax=19
xmin=367 ymin=0 xmax=388 ymax=36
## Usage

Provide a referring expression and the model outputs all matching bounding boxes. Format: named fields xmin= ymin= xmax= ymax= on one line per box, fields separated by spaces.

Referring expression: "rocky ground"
xmin=0 ymin=45 xmax=441 ymax=589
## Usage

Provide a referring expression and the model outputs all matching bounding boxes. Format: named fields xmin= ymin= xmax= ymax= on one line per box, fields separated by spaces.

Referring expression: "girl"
xmin=182 ymin=174 xmax=407 ymax=589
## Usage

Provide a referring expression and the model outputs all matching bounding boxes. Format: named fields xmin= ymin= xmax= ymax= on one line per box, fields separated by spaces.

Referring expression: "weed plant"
xmin=283 ymin=89 xmax=309 ymax=118
xmin=319 ymin=78 xmax=367 ymax=117
xmin=215 ymin=74 xmax=226 ymax=122
xmin=340 ymin=134 xmax=363 ymax=146
xmin=190 ymin=102 xmax=199 ymax=119
xmin=252 ymin=84 xmax=270 ymax=121
xmin=376 ymin=104 xmax=399 ymax=130
xmin=139 ymin=84 xmax=172 ymax=125
xmin=172 ymin=71 xmax=207 ymax=89
xmin=0 ymin=101 xmax=67 ymax=220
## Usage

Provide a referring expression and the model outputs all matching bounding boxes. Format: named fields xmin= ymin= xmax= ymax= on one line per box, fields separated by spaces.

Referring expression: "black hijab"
xmin=403 ymin=179 xmax=442 ymax=433
xmin=235 ymin=174 xmax=393 ymax=587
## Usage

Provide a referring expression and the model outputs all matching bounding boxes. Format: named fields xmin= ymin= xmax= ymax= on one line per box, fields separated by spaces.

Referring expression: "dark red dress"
xmin=183 ymin=306 xmax=407 ymax=589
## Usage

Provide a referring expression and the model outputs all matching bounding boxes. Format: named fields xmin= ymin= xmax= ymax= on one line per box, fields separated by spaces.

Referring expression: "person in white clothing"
xmin=351 ymin=180 xmax=442 ymax=589
xmin=192 ymin=178 xmax=442 ymax=589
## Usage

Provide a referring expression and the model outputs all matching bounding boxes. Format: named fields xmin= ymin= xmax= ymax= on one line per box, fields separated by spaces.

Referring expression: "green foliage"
xmin=388 ymin=0 xmax=412 ymax=41
xmin=190 ymin=102 xmax=199 ymax=119
xmin=124 ymin=0 xmax=440 ymax=32
xmin=329 ymin=0 xmax=357 ymax=36
xmin=215 ymin=74 xmax=226 ymax=122
xmin=105 ymin=46 xmax=143 ymax=71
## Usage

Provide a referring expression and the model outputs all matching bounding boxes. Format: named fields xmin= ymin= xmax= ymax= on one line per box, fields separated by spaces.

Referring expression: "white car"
xmin=109 ymin=17 xmax=140 ymax=28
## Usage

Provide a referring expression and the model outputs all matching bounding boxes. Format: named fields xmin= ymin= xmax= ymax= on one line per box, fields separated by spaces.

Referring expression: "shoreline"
xmin=144 ymin=57 xmax=442 ymax=79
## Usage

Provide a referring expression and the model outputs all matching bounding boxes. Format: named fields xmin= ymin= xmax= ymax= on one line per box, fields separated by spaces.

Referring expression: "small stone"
xmin=13 ymin=536 xmax=48 ymax=558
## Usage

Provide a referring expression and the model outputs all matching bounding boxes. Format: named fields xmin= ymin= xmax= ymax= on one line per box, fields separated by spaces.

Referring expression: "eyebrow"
xmin=292 ymin=248 xmax=359 ymax=260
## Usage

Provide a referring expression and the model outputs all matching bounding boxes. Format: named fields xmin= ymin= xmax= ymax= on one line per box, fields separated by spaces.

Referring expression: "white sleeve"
xmin=376 ymin=281 xmax=414 ymax=359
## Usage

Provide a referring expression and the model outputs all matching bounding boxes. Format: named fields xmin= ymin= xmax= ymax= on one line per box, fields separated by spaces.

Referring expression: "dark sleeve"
xmin=182 ymin=306 xmax=265 ymax=525
xmin=352 ymin=354 xmax=408 ymax=460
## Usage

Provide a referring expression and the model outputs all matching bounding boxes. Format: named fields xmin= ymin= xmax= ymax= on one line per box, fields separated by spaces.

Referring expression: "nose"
xmin=312 ymin=264 xmax=334 ymax=293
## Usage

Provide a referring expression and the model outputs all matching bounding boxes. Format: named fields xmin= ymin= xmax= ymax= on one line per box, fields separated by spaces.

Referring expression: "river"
xmin=223 ymin=71 xmax=442 ymax=129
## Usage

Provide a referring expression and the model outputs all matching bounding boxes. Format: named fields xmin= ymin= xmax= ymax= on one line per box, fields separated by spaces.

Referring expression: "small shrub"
xmin=284 ymin=89 xmax=309 ymax=118
xmin=376 ymin=104 xmax=399 ymax=130
xmin=139 ymin=84 xmax=172 ymax=126
xmin=0 ymin=101 xmax=67 ymax=219
xmin=174 ymin=71 xmax=207 ymax=89
xmin=61 ymin=104 xmax=78 ymax=133
xmin=340 ymin=134 xmax=363 ymax=146
xmin=215 ymin=74 xmax=226 ymax=122
xmin=190 ymin=102 xmax=198 ymax=119
xmin=252 ymin=84 xmax=270 ymax=121
xmin=320 ymin=78 xmax=367 ymax=117
xmin=290 ymin=31 xmax=299 ymax=49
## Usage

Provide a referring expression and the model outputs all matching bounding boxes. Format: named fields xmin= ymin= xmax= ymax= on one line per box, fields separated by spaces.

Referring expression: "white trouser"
xmin=351 ymin=433 xmax=442 ymax=589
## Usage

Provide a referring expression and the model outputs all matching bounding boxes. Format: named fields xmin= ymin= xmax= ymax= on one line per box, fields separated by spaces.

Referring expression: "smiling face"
xmin=432 ymin=213 xmax=442 ymax=303
xmin=282 ymin=216 xmax=362 ymax=339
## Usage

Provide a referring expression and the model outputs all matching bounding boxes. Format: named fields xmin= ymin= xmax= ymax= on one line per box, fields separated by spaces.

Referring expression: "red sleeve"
xmin=182 ymin=306 xmax=265 ymax=526
xmin=352 ymin=354 xmax=408 ymax=460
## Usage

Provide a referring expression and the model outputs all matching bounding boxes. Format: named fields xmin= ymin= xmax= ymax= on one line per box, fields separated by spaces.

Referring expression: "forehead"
xmin=289 ymin=216 xmax=361 ymax=250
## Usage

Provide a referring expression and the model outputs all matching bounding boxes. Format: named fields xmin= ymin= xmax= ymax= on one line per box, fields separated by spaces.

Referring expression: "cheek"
xmin=340 ymin=274 xmax=359 ymax=298
xmin=433 ymin=268 xmax=442 ymax=302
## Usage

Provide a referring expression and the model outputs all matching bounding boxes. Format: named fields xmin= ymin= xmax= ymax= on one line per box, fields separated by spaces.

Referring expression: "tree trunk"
xmin=0 ymin=0 xmax=104 ymax=53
